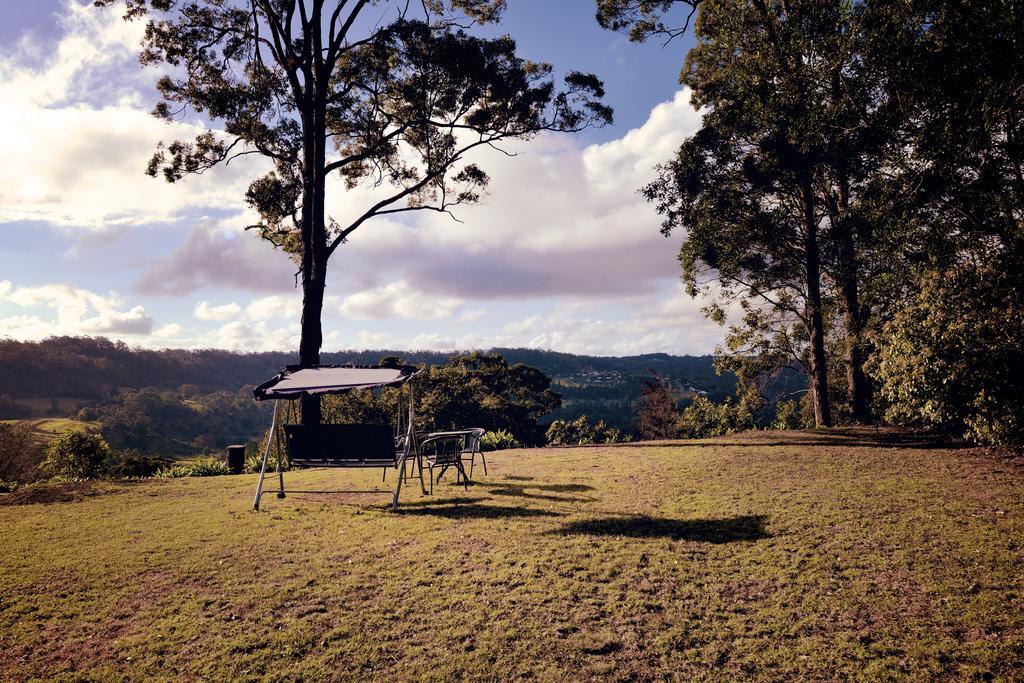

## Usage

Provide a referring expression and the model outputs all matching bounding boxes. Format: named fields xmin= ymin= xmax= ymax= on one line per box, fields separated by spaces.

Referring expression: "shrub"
xmin=874 ymin=266 xmax=1024 ymax=449
xmin=480 ymin=429 xmax=523 ymax=451
xmin=0 ymin=422 xmax=44 ymax=483
xmin=156 ymin=464 xmax=193 ymax=478
xmin=42 ymin=429 xmax=112 ymax=480
xmin=634 ymin=379 xmax=680 ymax=440
xmin=158 ymin=457 xmax=232 ymax=478
xmin=0 ymin=480 xmax=19 ymax=493
xmin=675 ymin=396 xmax=752 ymax=439
xmin=108 ymin=451 xmax=173 ymax=478
xmin=771 ymin=400 xmax=809 ymax=430
xmin=185 ymin=457 xmax=231 ymax=477
xmin=546 ymin=416 xmax=623 ymax=446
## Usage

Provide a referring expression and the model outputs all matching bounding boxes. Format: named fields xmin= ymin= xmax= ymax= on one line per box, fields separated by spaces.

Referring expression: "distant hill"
xmin=0 ymin=337 xmax=736 ymax=430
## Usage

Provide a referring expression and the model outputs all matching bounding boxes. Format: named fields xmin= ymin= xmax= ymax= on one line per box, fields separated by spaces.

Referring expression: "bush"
xmin=156 ymin=464 xmax=193 ymax=478
xmin=42 ymin=429 xmax=112 ymax=480
xmin=480 ymin=429 xmax=523 ymax=451
xmin=0 ymin=480 xmax=19 ymax=493
xmin=108 ymin=451 xmax=173 ymax=478
xmin=185 ymin=457 xmax=231 ymax=477
xmin=675 ymin=396 xmax=752 ymax=439
xmin=546 ymin=416 xmax=623 ymax=446
xmin=158 ymin=456 xmax=231 ymax=478
xmin=874 ymin=266 xmax=1024 ymax=449
xmin=0 ymin=422 xmax=44 ymax=483
xmin=771 ymin=400 xmax=809 ymax=430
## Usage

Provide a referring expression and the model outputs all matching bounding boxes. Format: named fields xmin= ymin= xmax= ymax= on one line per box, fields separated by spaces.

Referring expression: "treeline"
xmin=0 ymin=337 xmax=730 ymax=404
xmin=601 ymin=0 xmax=1024 ymax=447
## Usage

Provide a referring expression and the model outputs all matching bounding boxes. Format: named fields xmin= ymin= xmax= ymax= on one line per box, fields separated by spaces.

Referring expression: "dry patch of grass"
xmin=1 ymin=428 xmax=1022 ymax=680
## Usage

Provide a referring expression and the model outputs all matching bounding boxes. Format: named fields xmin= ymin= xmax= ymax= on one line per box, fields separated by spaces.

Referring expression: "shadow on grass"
xmin=612 ymin=428 xmax=958 ymax=451
xmin=397 ymin=503 xmax=564 ymax=519
xmin=488 ymin=481 xmax=595 ymax=493
xmin=489 ymin=488 xmax=596 ymax=504
xmin=0 ymin=480 xmax=147 ymax=507
xmin=549 ymin=514 xmax=769 ymax=543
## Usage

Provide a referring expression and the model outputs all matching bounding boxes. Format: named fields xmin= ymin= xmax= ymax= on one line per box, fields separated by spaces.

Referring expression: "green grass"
xmin=1 ymin=429 xmax=1022 ymax=681
xmin=0 ymin=417 xmax=101 ymax=443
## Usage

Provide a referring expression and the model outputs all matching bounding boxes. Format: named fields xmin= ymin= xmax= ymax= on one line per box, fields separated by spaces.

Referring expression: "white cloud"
xmin=245 ymin=294 xmax=301 ymax=321
xmin=194 ymin=301 xmax=242 ymax=321
xmin=152 ymin=323 xmax=183 ymax=338
xmin=339 ymin=280 xmax=463 ymax=320
xmin=0 ymin=1 xmax=266 ymax=229
xmin=0 ymin=280 xmax=154 ymax=338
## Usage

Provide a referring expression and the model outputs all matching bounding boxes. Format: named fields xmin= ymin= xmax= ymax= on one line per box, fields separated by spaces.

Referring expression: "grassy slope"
xmin=0 ymin=429 xmax=1021 ymax=681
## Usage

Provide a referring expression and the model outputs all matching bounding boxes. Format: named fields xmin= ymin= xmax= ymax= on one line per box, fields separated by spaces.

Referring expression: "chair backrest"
xmin=464 ymin=428 xmax=486 ymax=454
xmin=284 ymin=424 xmax=396 ymax=468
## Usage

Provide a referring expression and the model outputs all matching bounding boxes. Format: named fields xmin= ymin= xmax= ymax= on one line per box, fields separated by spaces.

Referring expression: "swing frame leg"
xmin=252 ymin=400 xmax=281 ymax=511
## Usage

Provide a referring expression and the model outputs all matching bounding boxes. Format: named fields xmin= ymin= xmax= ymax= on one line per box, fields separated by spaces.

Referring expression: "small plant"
xmin=675 ymin=397 xmax=752 ymax=439
xmin=480 ymin=429 xmax=523 ymax=451
xmin=546 ymin=416 xmax=623 ymax=446
xmin=157 ymin=457 xmax=231 ymax=478
xmin=42 ymin=429 xmax=112 ymax=480
xmin=771 ymin=400 xmax=809 ymax=430
xmin=157 ymin=464 xmax=192 ymax=478
xmin=186 ymin=457 xmax=231 ymax=477
xmin=108 ymin=452 xmax=173 ymax=478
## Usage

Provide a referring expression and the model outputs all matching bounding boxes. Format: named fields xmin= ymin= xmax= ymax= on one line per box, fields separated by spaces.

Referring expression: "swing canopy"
xmin=253 ymin=364 xmax=421 ymax=401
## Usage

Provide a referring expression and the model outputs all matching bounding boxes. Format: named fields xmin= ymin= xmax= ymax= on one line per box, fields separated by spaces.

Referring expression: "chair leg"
xmin=457 ymin=462 xmax=469 ymax=491
xmin=481 ymin=451 xmax=488 ymax=476
xmin=469 ymin=453 xmax=474 ymax=479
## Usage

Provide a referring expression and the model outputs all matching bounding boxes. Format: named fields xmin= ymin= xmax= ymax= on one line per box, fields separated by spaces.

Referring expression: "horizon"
xmin=0 ymin=1 xmax=724 ymax=358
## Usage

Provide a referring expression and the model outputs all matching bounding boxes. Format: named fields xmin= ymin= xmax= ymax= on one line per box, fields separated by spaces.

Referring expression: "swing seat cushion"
xmin=283 ymin=424 xmax=397 ymax=468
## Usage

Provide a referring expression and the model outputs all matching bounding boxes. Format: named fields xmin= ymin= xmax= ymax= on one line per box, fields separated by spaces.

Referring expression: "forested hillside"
xmin=0 ymin=337 xmax=736 ymax=436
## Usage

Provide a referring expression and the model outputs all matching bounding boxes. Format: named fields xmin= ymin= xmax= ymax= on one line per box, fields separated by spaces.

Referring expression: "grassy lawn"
xmin=1 ymin=429 xmax=1021 ymax=681
xmin=0 ymin=417 xmax=101 ymax=443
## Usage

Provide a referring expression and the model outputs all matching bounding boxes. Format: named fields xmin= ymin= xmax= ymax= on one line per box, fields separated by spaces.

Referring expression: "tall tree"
xmin=642 ymin=0 xmax=860 ymax=426
xmin=599 ymin=0 xmax=891 ymax=425
xmin=100 ymin=0 xmax=611 ymax=424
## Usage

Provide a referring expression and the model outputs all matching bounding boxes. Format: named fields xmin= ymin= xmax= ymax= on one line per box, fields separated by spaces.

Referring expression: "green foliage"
xmin=42 ymin=429 xmax=112 ymax=480
xmin=546 ymin=416 xmax=623 ymax=446
xmin=675 ymin=396 xmax=752 ymax=439
xmin=107 ymin=452 xmax=173 ymax=479
xmin=88 ymin=388 xmax=270 ymax=457
xmin=243 ymin=440 xmax=290 ymax=474
xmin=480 ymin=429 xmax=522 ymax=452
xmin=158 ymin=457 xmax=231 ymax=478
xmin=875 ymin=267 xmax=1024 ymax=448
xmin=771 ymin=400 xmax=809 ymax=431
xmin=322 ymin=352 xmax=561 ymax=446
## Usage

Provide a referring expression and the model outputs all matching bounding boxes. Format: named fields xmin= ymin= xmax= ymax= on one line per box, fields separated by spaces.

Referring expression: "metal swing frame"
xmin=252 ymin=377 xmax=426 ymax=511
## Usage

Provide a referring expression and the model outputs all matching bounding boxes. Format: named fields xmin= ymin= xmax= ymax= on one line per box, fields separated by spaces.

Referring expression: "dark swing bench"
xmin=283 ymin=423 xmax=398 ymax=469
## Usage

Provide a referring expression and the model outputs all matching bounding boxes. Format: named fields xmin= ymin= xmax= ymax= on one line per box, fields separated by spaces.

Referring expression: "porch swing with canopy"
xmin=250 ymin=364 xmax=426 ymax=511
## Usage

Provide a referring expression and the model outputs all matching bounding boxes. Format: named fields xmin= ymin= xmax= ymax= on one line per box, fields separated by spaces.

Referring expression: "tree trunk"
xmin=835 ymin=173 xmax=871 ymax=423
xmin=802 ymin=179 xmax=832 ymax=427
xmin=298 ymin=91 xmax=329 ymax=427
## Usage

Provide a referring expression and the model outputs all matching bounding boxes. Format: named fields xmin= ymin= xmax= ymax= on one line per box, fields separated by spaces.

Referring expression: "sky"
xmin=0 ymin=0 xmax=722 ymax=357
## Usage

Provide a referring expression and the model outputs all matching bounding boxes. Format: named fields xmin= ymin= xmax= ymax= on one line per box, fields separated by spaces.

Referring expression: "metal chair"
xmin=461 ymin=428 xmax=487 ymax=477
xmin=419 ymin=433 xmax=470 ymax=494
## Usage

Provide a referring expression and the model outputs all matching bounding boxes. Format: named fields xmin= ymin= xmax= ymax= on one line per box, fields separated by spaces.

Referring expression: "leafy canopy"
xmin=97 ymin=0 xmax=613 ymax=256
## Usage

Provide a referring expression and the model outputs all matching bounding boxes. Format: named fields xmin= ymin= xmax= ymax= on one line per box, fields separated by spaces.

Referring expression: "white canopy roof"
xmin=253 ymin=365 xmax=420 ymax=400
